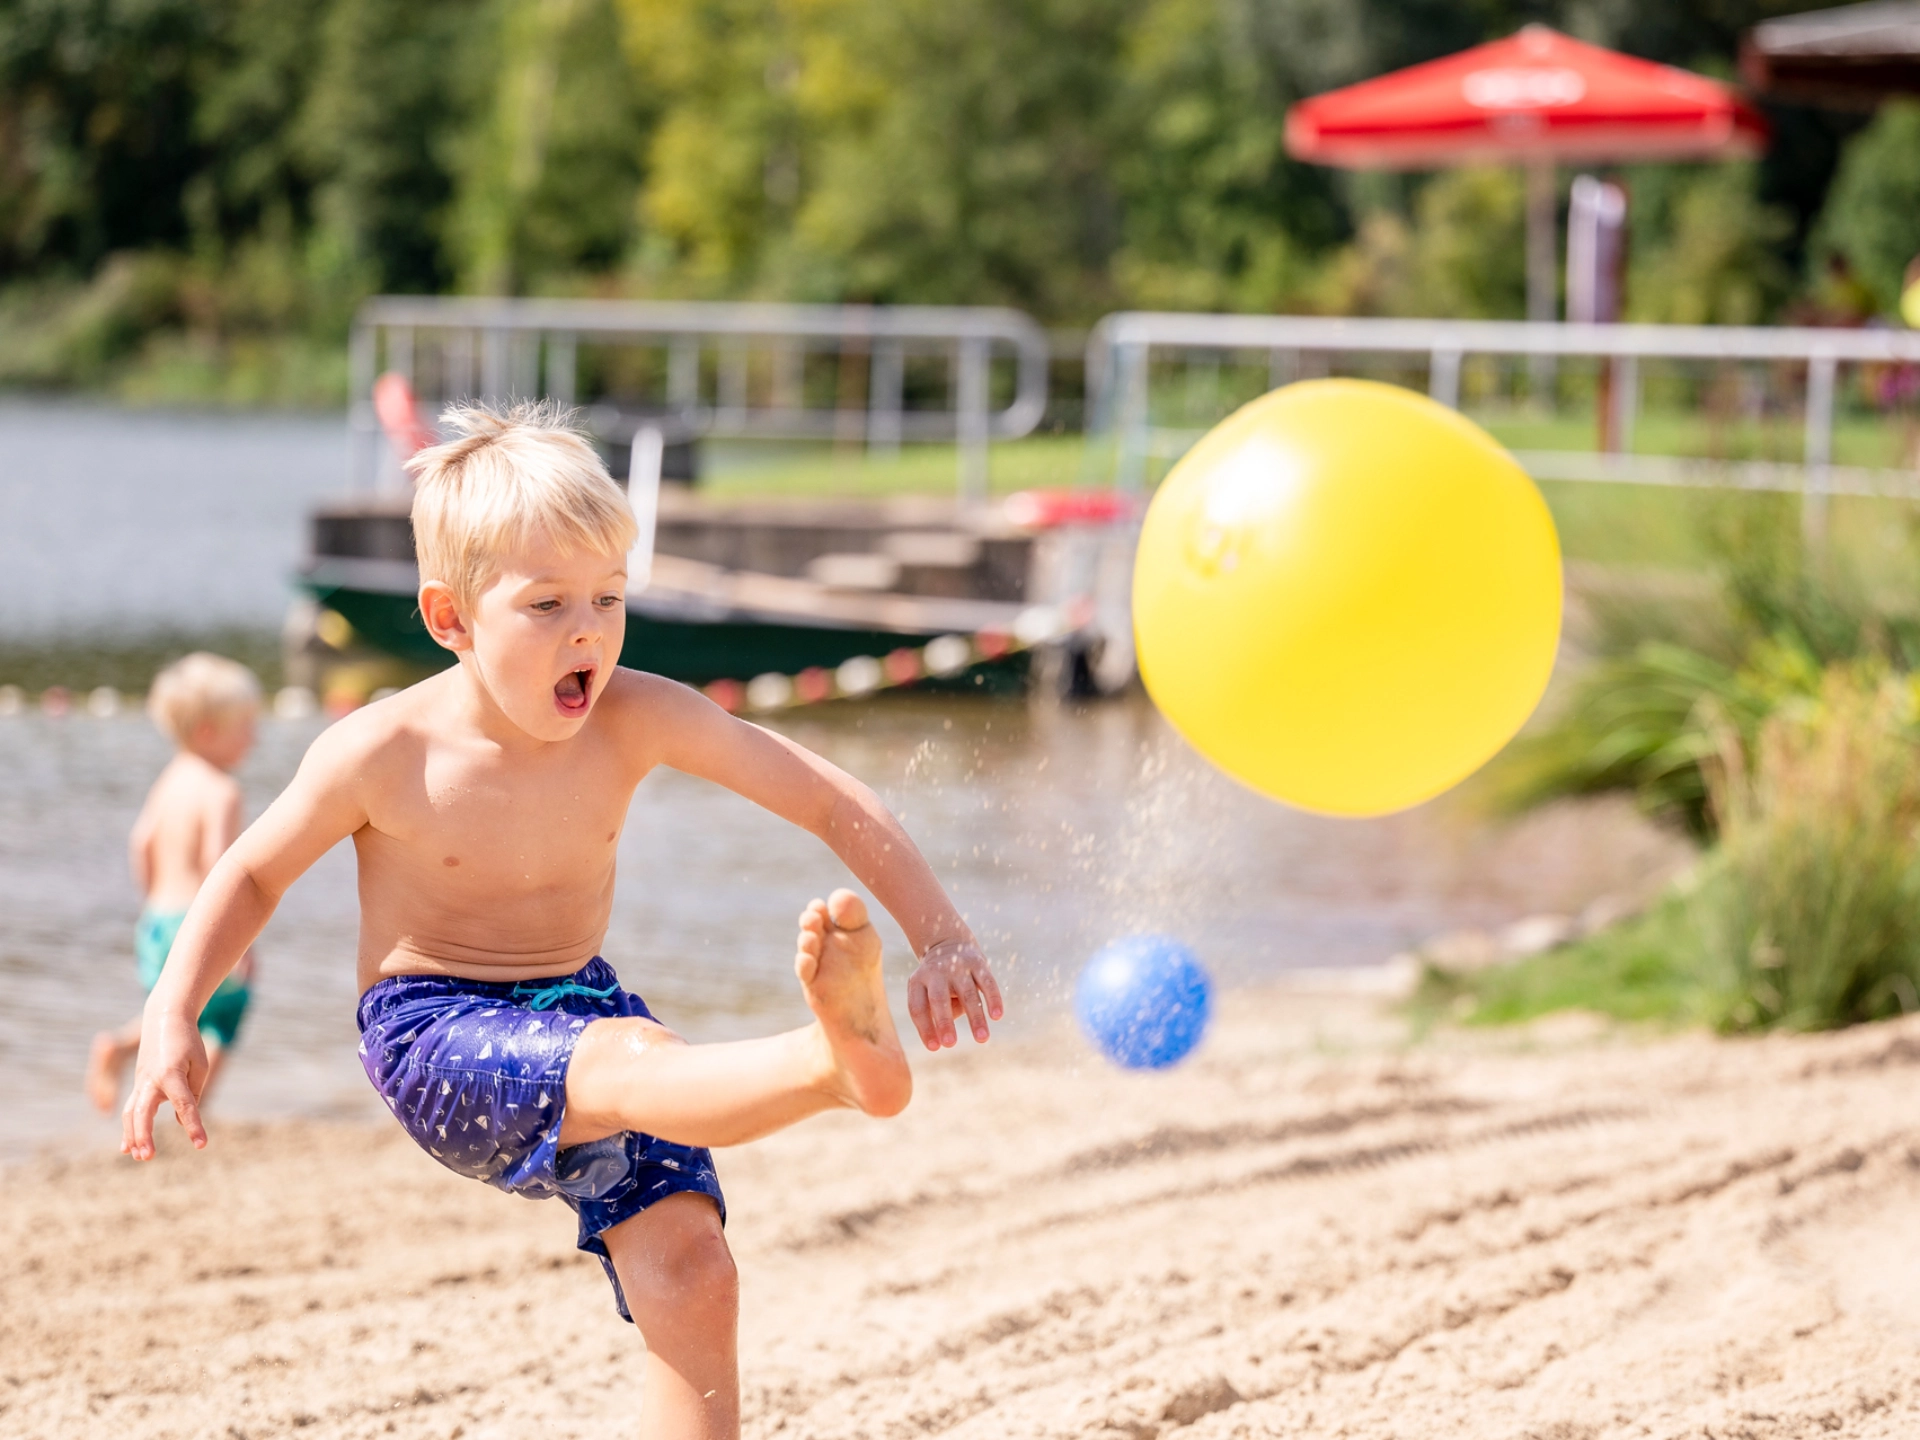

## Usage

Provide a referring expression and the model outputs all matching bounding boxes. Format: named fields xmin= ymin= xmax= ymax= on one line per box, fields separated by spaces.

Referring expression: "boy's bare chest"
xmin=374 ymin=751 xmax=635 ymax=882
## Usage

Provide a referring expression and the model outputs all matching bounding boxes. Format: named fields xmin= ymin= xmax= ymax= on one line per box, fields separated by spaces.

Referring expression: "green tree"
xmin=1630 ymin=164 xmax=1791 ymax=325
xmin=451 ymin=0 xmax=648 ymax=295
xmin=1308 ymin=168 xmax=1524 ymax=319
xmin=1810 ymin=100 xmax=1920 ymax=314
xmin=1106 ymin=0 xmax=1343 ymax=314
xmin=297 ymin=0 xmax=476 ymax=295
xmin=616 ymin=0 xmax=810 ymax=293
xmin=791 ymin=0 xmax=1134 ymax=314
xmin=0 ymin=0 xmax=215 ymax=276
xmin=1405 ymin=166 xmax=1525 ymax=317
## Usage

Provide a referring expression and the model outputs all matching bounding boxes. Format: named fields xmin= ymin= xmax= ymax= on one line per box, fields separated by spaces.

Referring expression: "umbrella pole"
xmin=1525 ymin=156 xmax=1558 ymax=405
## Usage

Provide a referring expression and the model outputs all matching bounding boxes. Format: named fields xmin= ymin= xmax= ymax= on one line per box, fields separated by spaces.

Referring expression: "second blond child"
xmin=87 ymin=653 xmax=261 ymax=1112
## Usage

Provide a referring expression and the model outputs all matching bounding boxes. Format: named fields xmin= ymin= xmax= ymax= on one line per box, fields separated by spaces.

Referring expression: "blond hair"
xmin=148 ymin=652 xmax=261 ymax=746
xmin=406 ymin=401 xmax=637 ymax=610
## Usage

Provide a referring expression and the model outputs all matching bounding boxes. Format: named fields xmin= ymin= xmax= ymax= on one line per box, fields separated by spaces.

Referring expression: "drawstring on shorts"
xmin=511 ymin=977 xmax=622 ymax=1011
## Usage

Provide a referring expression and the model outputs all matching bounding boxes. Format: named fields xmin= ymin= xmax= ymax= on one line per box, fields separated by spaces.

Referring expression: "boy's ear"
xmin=419 ymin=581 xmax=472 ymax=652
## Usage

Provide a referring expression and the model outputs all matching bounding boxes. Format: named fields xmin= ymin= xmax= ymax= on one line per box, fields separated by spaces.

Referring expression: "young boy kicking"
xmin=123 ymin=404 xmax=1003 ymax=1439
xmin=87 ymin=652 xmax=261 ymax=1112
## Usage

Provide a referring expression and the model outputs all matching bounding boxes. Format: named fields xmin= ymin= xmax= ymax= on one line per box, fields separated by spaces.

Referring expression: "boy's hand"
xmin=121 ymin=1010 xmax=211 ymax=1160
xmin=907 ymin=938 xmax=1004 ymax=1050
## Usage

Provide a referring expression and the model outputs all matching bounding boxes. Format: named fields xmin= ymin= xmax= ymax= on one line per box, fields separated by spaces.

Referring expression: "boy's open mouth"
xmin=554 ymin=666 xmax=595 ymax=718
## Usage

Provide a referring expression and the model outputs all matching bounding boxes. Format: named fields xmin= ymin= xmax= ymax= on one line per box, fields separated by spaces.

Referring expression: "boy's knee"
xmin=664 ymin=1215 xmax=737 ymax=1303
xmin=616 ymin=1201 xmax=737 ymax=1322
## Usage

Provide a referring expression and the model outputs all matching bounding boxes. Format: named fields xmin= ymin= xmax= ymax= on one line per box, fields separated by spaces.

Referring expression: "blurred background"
xmin=0 ymin=0 xmax=1901 ymax=403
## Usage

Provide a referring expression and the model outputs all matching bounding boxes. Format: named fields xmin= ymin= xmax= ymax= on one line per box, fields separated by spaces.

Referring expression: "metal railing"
xmin=1086 ymin=313 xmax=1920 ymax=542
xmin=349 ymin=297 xmax=1052 ymax=503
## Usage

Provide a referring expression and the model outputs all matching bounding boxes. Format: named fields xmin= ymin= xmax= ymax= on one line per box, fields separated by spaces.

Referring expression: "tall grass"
xmin=1496 ymin=492 xmax=1920 ymax=838
xmin=1693 ymin=668 xmax=1920 ymax=1030
xmin=1436 ymin=664 xmax=1920 ymax=1035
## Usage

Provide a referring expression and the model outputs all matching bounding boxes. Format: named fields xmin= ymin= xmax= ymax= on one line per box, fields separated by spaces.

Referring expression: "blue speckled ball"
xmin=1074 ymin=936 xmax=1212 ymax=1070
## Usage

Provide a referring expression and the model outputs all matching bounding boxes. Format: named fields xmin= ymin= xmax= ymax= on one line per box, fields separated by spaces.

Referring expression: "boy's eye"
xmin=596 ymin=594 xmax=621 ymax=608
xmin=531 ymin=599 xmax=561 ymax=613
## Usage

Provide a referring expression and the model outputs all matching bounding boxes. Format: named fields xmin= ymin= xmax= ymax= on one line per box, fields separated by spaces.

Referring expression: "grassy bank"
xmin=1411 ymin=896 xmax=1705 ymax=1030
xmin=1430 ymin=668 xmax=1920 ymax=1035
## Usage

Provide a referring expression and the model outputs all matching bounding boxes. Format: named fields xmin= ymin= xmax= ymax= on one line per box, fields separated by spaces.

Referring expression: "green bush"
xmin=1493 ymin=641 xmax=1757 ymax=839
xmin=1693 ymin=668 xmax=1920 ymax=1030
xmin=1449 ymin=666 xmax=1920 ymax=1035
xmin=1410 ymin=895 xmax=1702 ymax=1029
xmin=1627 ymin=164 xmax=1793 ymax=326
xmin=1494 ymin=493 xmax=1920 ymax=838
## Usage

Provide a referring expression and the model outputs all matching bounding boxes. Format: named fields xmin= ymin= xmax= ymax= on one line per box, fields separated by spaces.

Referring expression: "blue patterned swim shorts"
xmin=356 ymin=957 xmax=725 ymax=1321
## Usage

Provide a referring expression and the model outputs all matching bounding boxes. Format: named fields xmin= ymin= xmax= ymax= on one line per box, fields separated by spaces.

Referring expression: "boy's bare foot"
xmin=86 ymin=1031 xmax=127 ymax=1113
xmin=795 ymin=890 xmax=912 ymax=1118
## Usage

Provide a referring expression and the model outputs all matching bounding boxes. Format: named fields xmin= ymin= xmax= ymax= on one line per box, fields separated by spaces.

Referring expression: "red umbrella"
xmin=1286 ymin=25 xmax=1768 ymax=321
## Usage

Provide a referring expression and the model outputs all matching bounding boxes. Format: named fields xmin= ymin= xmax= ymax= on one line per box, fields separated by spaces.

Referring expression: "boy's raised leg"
xmin=604 ymin=1192 xmax=739 ymax=1440
xmin=560 ymin=890 xmax=911 ymax=1150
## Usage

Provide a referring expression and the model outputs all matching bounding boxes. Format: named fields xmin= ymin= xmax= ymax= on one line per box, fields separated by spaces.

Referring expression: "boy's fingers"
xmin=923 ymin=975 xmax=957 ymax=1047
xmin=123 ymin=1078 xmax=168 ymax=1159
xmin=162 ymin=1072 xmax=208 ymax=1150
xmin=121 ymin=1083 xmax=153 ymax=1157
xmin=974 ymin=963 xmax=1005 ymax=1021
xmin=930 ymin=978 xmax=958 ymax=1047
xmin=906 ymin=979 xmax=939 ymax=1051
xmin=956 ymin=974 xmax=990 ymax=1042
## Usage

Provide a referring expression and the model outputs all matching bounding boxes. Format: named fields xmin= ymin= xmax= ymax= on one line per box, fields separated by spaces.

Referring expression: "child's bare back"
xmin=87 ymin=654 xmax=261 ymax=1113
xmin=135 ymin=750 xmax=247 ymax=911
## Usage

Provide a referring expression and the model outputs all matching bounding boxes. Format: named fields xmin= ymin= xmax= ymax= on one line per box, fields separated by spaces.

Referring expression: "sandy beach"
xmin=6 ymin=987 xmax=1919 ymax=1440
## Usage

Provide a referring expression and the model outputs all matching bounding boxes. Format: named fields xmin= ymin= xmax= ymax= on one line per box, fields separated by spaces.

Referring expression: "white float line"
xmin=703 ymin=603 xmax=1087 ymax=716
xmin=0 ymin=606 xmax=1085 ymax=721
xmin=0 ymin=685 xmax=321 ymax=720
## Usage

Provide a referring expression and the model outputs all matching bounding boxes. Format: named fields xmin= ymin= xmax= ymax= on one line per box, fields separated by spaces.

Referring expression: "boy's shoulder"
xmin=601 ymin=664 xmax=673 ymax=707
xmin=153 ymin=751 xmax=242 ymax=806
xmin=302 ymin=677 xmax=448 ymax=774
xmin=595 ymin=666 xmax=716 ymax=741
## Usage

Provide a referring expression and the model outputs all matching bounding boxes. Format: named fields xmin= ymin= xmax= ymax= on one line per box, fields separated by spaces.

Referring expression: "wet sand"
xmin=6 ymin=988 xmax=1920 ymax=1439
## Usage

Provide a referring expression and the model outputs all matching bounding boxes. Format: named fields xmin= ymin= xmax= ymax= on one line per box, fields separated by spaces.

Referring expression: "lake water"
xmin=0 ymin=691 xmax=1686 ymax=1156
xmin=0 ymin=406 xmax=1687 ymax=1156
xmin=0 ymin=401 xmax=346 ymax=638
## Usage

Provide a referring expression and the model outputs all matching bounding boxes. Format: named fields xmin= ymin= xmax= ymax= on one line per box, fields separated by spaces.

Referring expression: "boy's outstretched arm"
xmin=122 ymin=725 xmax=370 ymax=1159
xmin=626 ymin=675 xmax=1003 ymax=1050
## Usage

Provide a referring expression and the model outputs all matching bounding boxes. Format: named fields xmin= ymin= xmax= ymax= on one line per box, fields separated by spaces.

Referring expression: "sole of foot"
xmin=794 ymin=890 xmax=912 ymax=1118
xmin=85 ymin=1032 xmax=124 ymax=1114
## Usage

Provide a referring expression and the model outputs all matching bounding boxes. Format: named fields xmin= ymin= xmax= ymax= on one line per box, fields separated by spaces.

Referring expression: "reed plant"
xmin=1495 ymin=491 xmax=1920 ymax=839
xmin=1691 ymin=667 xmax=1920 ymax=1031
xmin=1437 ymin=664 xmax=1920 ymax=1035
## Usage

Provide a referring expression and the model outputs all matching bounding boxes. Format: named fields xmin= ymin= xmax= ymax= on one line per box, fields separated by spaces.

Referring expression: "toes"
xmin=795 ymin=947 xmax=819 ymax=985
xmin=826 ymin=888 xmax=870 ymax=931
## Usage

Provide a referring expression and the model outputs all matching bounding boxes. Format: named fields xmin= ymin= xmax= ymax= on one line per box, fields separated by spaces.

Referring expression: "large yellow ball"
xmin=1132 ymin=379 xmax=1562 ymax=817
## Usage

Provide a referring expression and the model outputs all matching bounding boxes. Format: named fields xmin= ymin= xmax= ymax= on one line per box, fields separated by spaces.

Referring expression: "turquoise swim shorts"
xmin=136 ymin=908 xmax=252 ymax=1050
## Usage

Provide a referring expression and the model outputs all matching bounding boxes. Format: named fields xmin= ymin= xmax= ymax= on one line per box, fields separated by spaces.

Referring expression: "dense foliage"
xmin=0 ymin=0 xmax=1900 ymax=399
